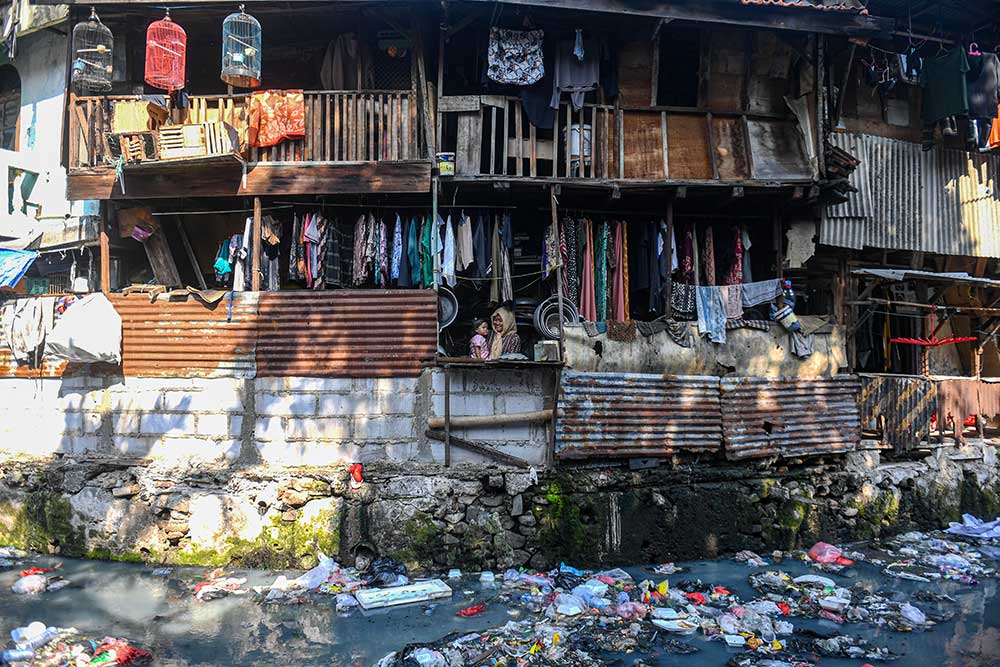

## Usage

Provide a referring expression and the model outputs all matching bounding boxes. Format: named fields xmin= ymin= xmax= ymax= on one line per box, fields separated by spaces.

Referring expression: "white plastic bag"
xmin=292 ymin=552 xmax=339 ymax=590
xmin=44 ymin=293 xmax=121 ymax=364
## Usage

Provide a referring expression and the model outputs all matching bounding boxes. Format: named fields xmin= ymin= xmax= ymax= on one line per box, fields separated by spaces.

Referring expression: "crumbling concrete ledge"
xmin=0 ymin=442 xmax=997 ymax=570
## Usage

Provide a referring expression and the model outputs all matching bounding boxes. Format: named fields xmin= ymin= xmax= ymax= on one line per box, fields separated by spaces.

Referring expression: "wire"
xmin=456 ymin=263 xmax=562 ymax=282
xmin=150 ymin=205 xmax=293 ymax=217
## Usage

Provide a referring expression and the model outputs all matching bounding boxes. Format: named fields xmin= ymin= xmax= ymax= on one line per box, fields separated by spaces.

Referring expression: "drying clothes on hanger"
xmin=487 ymin=27 xmax=545 ymax=86
xmin=723 ymin=226 xmax=743 ymax=286
xmin=621 ymin=222 xmax=630 ymax=319
xmin=420 ymin=215 xmax=434 ymax=288
xmin=681 ymin=225 xmax=696 ymax=284
xmin=325 ymin=218 xmax=351 ymax=289
xmin=320 ymin=33 xmax=373 ymax=90
xmin=562 ymin=217 xmax=578 ymax=304
xmin=550 ymin=34 xmax=599 ymax=111
xmin=351 ymin=215 xmax=367 ymax=285
xmin=701 ymin=226 xmax=716 ymax=286
xmin=442 ymin=214 xmax=456 ymax=287
xmin=611 ymin=222 xmax=626 ymax=321
xmin=472 ymin=213 xmax=489 ymax=279
xmin=232 ymin=217 xmax=252 ymax=291
xmin=543 ymin=221 xmax=560 ymax=278
xmin=391 ymin=215 xmax=402 ymax=282
xmin=579 ymin=219 xmax=597 ymax=322
xmin=378 ymin=216 xmax=389 ymax=287
xmin=595 ymin=221 xmax=609 ymax=321
xmin=662 ymin=219 xmax=678 ymax=273
xmin=456 ymin=213 xmax=474 ymax=272
xmin=397 ymin=216 xmax=412 ymax=289
xmin=726 ymin=318 xmax=770 ymax=332
xmin=696 ymin=285 xmax=727 ymax=344
xmin=648 ymin=222 xmax=663 ymax=314
xmin=920 ymin=48 xmax=970 ymax=125
xmin=966 ymin=52 xmax=1000 ymax=151
xmin=407 ymin=217 xmax=421 ymax=287
xmin=789 ymin=331 xmax=814 ymax=358
xmin=741 ymin=279 xmax=782 ymax=307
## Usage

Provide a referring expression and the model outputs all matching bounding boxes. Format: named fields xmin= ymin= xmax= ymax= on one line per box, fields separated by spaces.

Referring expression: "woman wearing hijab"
xmin=487 ymin=306 xmax=521 ymax=358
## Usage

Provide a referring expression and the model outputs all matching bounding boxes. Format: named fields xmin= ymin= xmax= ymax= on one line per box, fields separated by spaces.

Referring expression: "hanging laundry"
xmin=696 ymin=286 xmax=727 ymax=344
xmin=407 ymin=216 xmax=421 ymax=287
xmin=493 ymin=214 xmax=513 ymax=302
xmin=563 ymin=217 xmax=578 ymax=304
xmin=213 ymin=239 xmax=232 ymax=284
xmin=487 ymin=28 xmax=545 ymax=86
xmin=966 ymin=51 xmax=1000 ymax=150
xmin=456 ymin=213 xmax=474 ymax=272
xmin=421 ymin=215 xmax=434 ymax=288
xmin=378 ymin=216 xmax=389 ymax=287
xmin=543 ymin=221 xmax=559 ymax=278
xmin=741 ymin=279 xmax=782 ymax=307
xmin=611 ymin=222 xmax=626 ymax=321
xmin=472 ymin=213 xmax=488 ymax=279
xmin=248 ymin=90 xmax=306 ymax=147
xmin=550 ymin=35 xmax=599 ymax=111
xmin=326 ymin=218 xmax=349 ymax=288
xmin=579 ymin=219 xmax=597 ymax=322
xmin=671 ymin=283 xmax=697 ymax=316
xmin=352 ymin=214 xmax=367 ymax=285
xmin=647 ymin=222 xmax=662 ymax=314
xmin=920 ymin=48 xmax=970 ymax=125
xmin=723 ymin=226 xmax=743 ymax=286
xmin=442 ymin=214 xmax=456 ymax=287
xmin=397 ymin=216 xmax=412 ymax=289
xmin=621 ymin=222 xmax=630 ymax=319
xmin=262 ymin=215 xmax=282 ymax=291
xmin=681 ymin=225 xmax=696 ymax=284
xmin=391 ymin=214 xmax=402 ymax=282
xmin=595 ymin=221 xmax=609 ymax=321
xmin=701 ymin=226 xmax=716 ymax=286
xmin=232 ymin=217 xmax=252 ymax=291
xmin=720 ymin=284 xmax=743 ymax=320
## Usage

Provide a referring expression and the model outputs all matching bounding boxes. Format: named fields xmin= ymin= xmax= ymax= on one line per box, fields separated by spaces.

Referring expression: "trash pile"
xmin=372 ymin=559 xmax=902 ymax=667
xmin=0 ymin=548 xmax=26 ymax=571
xmin=261 ymin=552 xmax=419 ymax=609
xmin=10 ymin=564 xmax=70 ymax=595
xmin=1 ymin=621 xmax=152 ymax=666
xmin=193 ymin=568 xmax=249 ymax=602
xmin=862 ymin=520 xmax=1000 ymax=585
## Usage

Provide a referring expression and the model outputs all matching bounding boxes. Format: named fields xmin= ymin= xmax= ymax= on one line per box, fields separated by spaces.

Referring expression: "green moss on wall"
xmin=0 ymin=493 xmax=85 ymax=556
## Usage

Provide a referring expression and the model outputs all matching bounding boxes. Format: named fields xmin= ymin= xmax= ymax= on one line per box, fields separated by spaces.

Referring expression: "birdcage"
xmin=144 ymin=9 xmax=187 ymax=91
xmin=221 ymin=5 xmax=261 ymax=88
xmin=71 ymin=8 xmax=114 ymax=93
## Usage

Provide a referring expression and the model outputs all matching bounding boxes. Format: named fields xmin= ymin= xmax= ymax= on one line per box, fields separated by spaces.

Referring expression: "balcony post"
xmin=251 ymin=196 xmax=262 ymax=291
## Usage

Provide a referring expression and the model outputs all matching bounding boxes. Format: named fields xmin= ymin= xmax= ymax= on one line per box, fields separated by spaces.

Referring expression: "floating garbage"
xmin=1 ymin=623 xmax=152 ymax=666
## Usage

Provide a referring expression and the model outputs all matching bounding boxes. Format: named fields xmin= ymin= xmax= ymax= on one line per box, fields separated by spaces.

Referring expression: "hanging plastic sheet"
xmin=858 ymin=375 xmax=937 ymax=453
xmin=44 ymin=293 xmax=122 ymax=364
xmin=0 ymin=248 xmax=38 ymax=287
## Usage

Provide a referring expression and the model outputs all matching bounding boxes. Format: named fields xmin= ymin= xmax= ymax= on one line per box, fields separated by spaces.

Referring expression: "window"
xmin=0 ymin=65 xmax=20 ymax=150
xmin=656 ymin=26 xmax=701 ymax=107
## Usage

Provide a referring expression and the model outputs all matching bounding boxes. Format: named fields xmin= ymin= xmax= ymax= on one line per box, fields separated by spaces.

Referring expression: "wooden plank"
xmin=67 ymin=161 xmax=434 ymax=199
xmin=712 ymin=115 xmax=750 ymax=179
xmin=578 ymin=105 xmax=585 ymax=178
xmin=617 ymin=105 xmax=624 ymax=179
xmin=603 ymin=108 xmax=610 ymax=178
xmin=622 ymin=112 xmax=665 ymax=179
xmin=304 ymin=95 xmax=313 ymax=161
xmin=251 ymin=197 xmax=261 ymax=291
xmin=176 ymin=216 xmax=206 ymax=290
xmin=455 ymin=111 xmax=482 ymax=176
xmin=69 ymin=94 xmax=79 ymax=169
xmin=741 ymin=114 xmax=755 ymax=176
xmin=529 ymin=123 xmax=537 ymax=177
xmin=706 ymin=111 xmax=720 ymax=179
xmin=392 ymin=94 xmax=400 ymax=160
xmin=515 ymin=102 xmax=522 ymax=176
xmin=564 ymin=103 xmax=571 ymax=178
xmin=314 ymin=94 xmax=322 ymax=161
xmin=502 ymin=102 xmax=509 ymax=176
xmin=552 ymin=103 xmax=559 ymax=178
xmin=665 ymin=114 xmax=713 ymax=179
xmin=661 ymin=111 xmax=669 ymax=179
xmin=144 ymin=224 xmax=182 ymax=287
xmin=325 ymin=93 xmax=332 ymax=160
xmin=438 ymin=95 xmax=482 ymax=113
xmin=99 ymin=214 xmax=109 ymax=293
xmin=490 ymin=106 xmax=497 ymax=175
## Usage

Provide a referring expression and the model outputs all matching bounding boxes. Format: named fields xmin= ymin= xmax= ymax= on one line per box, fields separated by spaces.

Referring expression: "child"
xmin=469 ymin=319 xmax=490 ymax=360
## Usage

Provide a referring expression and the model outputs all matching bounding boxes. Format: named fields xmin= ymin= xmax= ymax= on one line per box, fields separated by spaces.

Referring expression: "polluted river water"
xmin=1 ymin=540 xmax=1000 ymax=667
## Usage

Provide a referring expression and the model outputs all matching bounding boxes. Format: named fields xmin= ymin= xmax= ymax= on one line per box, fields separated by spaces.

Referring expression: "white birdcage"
xmin=221 ymin=5 xmax=261 ymax=88
xmin=71 ymin=8 xmax=114 ymax=93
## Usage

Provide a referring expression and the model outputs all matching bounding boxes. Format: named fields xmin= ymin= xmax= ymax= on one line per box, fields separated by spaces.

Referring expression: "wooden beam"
xmin=175 ymin=216 xmax=207 ymax=290
xmin=99 ymin=210 xmax=110 ymax=293
xmin=67 ymin=161 xmax=432 ymax=199
xmin=251 ymin=197 xmax=262 ymax=291
xmin=833 ymin=43 xmax=856 ymax=129
xmin=456 ymin=0 xmax=893 ymax=37
xmin=550 ymin=186 xmax=565 ymax=360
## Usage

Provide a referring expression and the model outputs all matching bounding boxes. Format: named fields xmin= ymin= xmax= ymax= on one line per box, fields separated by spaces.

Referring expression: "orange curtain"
xmin=990 ymin=103 xmax=1000 ymax=151
xmin=248 ymin=90 xmax=306 ymax=148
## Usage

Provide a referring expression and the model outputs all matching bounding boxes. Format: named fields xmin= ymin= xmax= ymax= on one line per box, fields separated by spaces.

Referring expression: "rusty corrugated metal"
xmin=111 ymin=293 xmax=258 ymax=377
xmin=858 ymin=374 xmax=936 ymax=454
xmin=0 ymin=349 xmax=68 ymax=378
xmin=722 ymin=376 xmax=861 ymax=460
xmin=822 ymin=132 xmax=1000 ymax=258
xmin=255 ymin=290 xmax=437 ymax=378
xmin=556 ymin=371 xmax=723 ymax=459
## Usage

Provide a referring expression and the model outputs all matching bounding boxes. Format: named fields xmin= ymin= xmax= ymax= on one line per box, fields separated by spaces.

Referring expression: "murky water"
xmin=2 ymin=552 xmax=1000 ymax=667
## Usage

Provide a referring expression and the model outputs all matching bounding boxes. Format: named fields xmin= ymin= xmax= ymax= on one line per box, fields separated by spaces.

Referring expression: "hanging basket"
xmin=221 ymin=5 xmax=261 ymax=88
xmin=71 ymin=8 xmax=114 ymax=93
xmin=145 ymin=10 xmax=187 ymax=91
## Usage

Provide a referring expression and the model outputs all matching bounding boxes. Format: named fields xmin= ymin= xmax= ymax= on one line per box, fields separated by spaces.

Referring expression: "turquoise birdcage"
xmin=221 ymin=5 xmax=261 ymax=88
xmin=71 ymin=8 xmax=114 ymax=93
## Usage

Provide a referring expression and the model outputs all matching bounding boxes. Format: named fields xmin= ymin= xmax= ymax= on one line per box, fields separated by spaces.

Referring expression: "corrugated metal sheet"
xmin=0 ymin=349 xmax=68 ymax=378
xmin=721 ymin=376 xmax=860 ymax=460
xmin=822 ymin=132 xmax=1000 ymax=258
xmin=556 ymin=371 xmax=723 ymax=459
xmin=112 ymin=293 xmax=258 ymax=377
xmin=255 ymin=290 xmax=437 ymax=378
xmin=858 ymin=374 xmax=936 ymax=453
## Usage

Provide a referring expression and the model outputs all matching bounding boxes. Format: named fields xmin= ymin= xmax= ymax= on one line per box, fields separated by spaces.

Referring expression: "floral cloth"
xmin=487 ymin=28 xmax=545 ymax=86
xmin=248 ymin=90 xmax=305 ymax=147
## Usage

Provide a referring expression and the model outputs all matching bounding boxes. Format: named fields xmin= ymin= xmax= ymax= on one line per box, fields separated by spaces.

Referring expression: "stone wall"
xmin=0 ymin=441 xmax=997 ymax=570
xmin=0 ymin=368 xmax=550 ymax=467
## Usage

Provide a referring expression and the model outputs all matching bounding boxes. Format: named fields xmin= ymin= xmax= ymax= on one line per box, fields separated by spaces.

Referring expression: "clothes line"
xmin=272 ymin=201 xmax=518 ymax=210
xmin=150 ymin=205 xmax=294 ymax=217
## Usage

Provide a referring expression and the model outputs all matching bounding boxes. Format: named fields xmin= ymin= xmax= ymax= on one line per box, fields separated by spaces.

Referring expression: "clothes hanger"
xmin=969 ymin=42 xmax=982 ymax=56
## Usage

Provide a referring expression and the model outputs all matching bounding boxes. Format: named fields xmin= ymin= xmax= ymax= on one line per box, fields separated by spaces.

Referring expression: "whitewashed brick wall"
xmin=0 ymin=369 xmax=550 ymax=467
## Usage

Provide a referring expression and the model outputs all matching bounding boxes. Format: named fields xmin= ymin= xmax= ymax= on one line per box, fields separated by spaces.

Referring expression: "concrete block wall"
xmin=428 ymin=368 xmax=551 ymax=466
xmin=0 ymin=369 xmax=551 ymax=467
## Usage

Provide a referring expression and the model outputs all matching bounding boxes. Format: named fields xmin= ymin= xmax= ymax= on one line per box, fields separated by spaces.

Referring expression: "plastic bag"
xmin=292 ymin=552 xmax=339 ymax=590
xmin=363 ymin=556 xmax=408 ymax=587
xmin=900 ymin=602 xmax=926 ymax=625
xmin=11 ymin=574 xmax=47 ymax=594
xmin=44 ymin=293 xmax=122 ymax=363
xmin=807 ymin=542 xmax=843 ymax=564
xmin=615 ymin=601 xmax=648 ymax=620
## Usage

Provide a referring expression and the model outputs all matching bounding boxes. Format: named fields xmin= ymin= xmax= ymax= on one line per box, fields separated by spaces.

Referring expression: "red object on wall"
xmin=145 ymin=11 xmax=186 ymax=91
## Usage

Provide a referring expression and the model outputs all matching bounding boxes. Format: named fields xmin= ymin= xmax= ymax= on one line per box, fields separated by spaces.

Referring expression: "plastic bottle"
xmin=10 ymin=621 xmax=46 ymax=646
xmin=3 ymin=647 xmax=36 ymax=662
xmin=16 ymin=627 xmax=60 ymax=651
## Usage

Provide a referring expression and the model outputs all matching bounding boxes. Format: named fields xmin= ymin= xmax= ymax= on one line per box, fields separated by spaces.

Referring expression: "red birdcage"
xmin=145 ymin=10 xmax=187 ymax=91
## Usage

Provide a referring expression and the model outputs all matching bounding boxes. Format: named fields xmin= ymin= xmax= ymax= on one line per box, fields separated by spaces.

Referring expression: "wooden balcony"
xmin=439 ymin=96 xmax=816 ymax=189
xmin=66 ymin=90 xmax=431 ymax=200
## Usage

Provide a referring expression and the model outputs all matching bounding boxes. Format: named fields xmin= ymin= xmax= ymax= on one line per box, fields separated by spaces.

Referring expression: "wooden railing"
xmin=68 ymin=90 xmax=422 ymax=170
